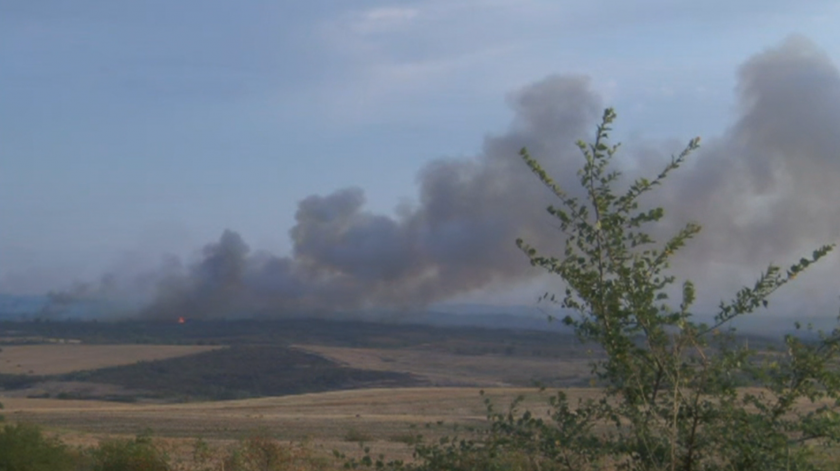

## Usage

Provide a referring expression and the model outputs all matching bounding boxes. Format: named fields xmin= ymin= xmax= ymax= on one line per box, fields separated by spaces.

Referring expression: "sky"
xmin=2 ymin=1 xmax=840 ymax=321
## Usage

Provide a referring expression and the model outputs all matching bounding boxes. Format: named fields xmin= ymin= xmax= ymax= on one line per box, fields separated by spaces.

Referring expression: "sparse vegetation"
xmin=0 ymin=423 xmax=79 ymax=471
xmin=0 ymin=424 xmax=337 ymax=471
xmin=86 ymin=432 xmax=171 ymax=471
xmin=388 ymin=433 xmax=422 ymax=446
xmin=344 ymin=428 xmax=373 ymax=443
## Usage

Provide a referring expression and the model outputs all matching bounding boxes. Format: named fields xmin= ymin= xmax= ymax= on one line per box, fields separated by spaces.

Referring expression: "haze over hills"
xmin=0 ymin=294 xmax=45 ymax=316
xmin=1 ymin=292 xmax=829 ymax=338
xmin=0 ymin=293 xmax=123 ymax=321
xmin=0 ymin=292 xmax=567 ymax=330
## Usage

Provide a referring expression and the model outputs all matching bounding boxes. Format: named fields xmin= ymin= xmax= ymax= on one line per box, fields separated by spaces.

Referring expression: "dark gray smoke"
xmin=139 ymin=75 xmax=602 ymax=318
xmin=47 ymin=36 xmax=840 ymax=321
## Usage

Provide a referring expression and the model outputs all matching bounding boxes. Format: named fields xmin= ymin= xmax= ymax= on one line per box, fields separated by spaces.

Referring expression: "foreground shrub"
xmin=223 ymin=430 xmax=328 ymax=471
xmin=512 ymin=108 xmax=840 ymax=470
xmin=86 ymin=433 xmax=170 ymax=471
xmin=0 ymin=423 xmax=77 ymax=471
xmin=348 ymin=109 xmax=840 ymax=471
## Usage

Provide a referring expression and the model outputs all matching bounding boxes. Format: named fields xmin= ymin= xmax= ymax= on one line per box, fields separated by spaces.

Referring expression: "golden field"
xmin=0 ymin=344 xmax=222 ymax=375
xmin=293 ymin=344 xmax=592 ymax=386
xmin=0 ymin=338 xmax=591 ymax=457
xmin=2 ymin=386 xmax=594 ymax=461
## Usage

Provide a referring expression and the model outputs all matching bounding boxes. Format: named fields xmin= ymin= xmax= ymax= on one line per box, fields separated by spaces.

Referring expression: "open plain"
xmin=293 ymin=344 xmax=593 ymax=386
xmin=0 ymin=344 xmax=222 ymax=375
xmin=0 ymin=319 xmax=596 ymax=462
xmin=2 ymin=386 xmax=592 ymax=461
xmin=0 ymin=319 xmax=830 ymax=468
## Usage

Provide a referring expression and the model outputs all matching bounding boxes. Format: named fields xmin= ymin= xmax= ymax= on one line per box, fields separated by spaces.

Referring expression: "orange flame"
xmin=177 ymin=317 xmax=185 ymax=324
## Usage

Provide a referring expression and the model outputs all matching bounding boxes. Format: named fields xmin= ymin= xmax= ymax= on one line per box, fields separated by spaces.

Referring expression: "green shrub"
xmin=86 ymin=433 xmax=170 ymax=471
xmin=344 ymin=428 xmax=373 ymax=443
xmin=223 ymin=430 xmax=328 ymax=471
xmin=388 ymin=433 xmax=422 ymax=445
xmin=0 ymin=423 xmax=77 ymax=471
xmin=512 ymin=108 xmax=840 ymax=470
xmin=348 ymin=109 xmax=840 ymax=471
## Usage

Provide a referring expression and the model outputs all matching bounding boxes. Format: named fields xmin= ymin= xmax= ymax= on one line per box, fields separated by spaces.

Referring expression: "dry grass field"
xmin=5 ymin=385 xmax=836 ymax=465
xmin=0 ymin=339 xmax=597 ymax=462
xmin=2 ymin=386 xmax=598 ymax=461
xmin=0 ymin=344 xmax=223 ymax=375
xmin=294 ymin=344 xmax=593 ymax=386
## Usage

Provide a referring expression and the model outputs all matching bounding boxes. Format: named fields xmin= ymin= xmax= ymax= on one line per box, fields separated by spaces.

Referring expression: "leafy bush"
xmin=86 ymin=432 xmax=170 ymax=471
xmin=223 ymin=429 xmax=328 ymax=471
xmin=512 ymin=108 xmax=840 ymax=470
xmin=348 ymin=109 xmax=840 ymax=471
xmin=344 ymin=428 xmax=373 ymax=443
xmin=388 ymin=433 xmax=423 ymax=445
xmin=0 ymin=423 xmax=78 ymax=471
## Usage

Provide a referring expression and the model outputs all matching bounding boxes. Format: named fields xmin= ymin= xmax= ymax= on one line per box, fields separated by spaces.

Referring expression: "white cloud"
xmin=350 ymin=7 xmax=420 ymax=34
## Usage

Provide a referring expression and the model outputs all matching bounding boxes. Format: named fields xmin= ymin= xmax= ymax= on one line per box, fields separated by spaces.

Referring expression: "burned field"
xmin=62 ymin=345 xmax=420 ymax=401
xmin=0 ymin=318 xmax=590 ymax=404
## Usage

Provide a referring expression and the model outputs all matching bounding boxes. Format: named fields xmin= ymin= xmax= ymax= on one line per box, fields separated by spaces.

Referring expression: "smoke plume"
xmin=47 ymin=36 xmax=840 ymax=321
xmin=137 ymin=75 xmax=601 ymax=318
xmin=661 ymin=36 xmax=840 ymax=317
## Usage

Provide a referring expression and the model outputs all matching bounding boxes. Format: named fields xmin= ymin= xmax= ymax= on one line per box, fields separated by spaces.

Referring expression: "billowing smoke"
xmin=141 ymin=75 xmax=602 ymax=318
xmin=46 ymin=36 xmax=840 ymax=322
xmin=659 ymin=35 xmax=840 ymax=318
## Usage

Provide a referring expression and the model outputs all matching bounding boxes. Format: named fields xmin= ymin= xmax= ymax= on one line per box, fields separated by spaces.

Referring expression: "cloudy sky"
xmin=2 ymin=1 xmax=840 ymax=320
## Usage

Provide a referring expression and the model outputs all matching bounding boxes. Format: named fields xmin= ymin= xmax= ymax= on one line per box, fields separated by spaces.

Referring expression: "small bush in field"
xmin=0 ymin=422 xmax=77 ymax=471
xmin=223 ymin=429 xmax=328 ymax=471
xmin=388 ymin=433 xmax=422 ymax=445
xmin=87 ymin=433 xmax=170 ymax=471
xmin=344 ymin=428 xmax=373 ymax=443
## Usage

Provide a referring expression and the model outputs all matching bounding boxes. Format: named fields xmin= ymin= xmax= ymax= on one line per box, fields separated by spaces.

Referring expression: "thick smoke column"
xmin=141 ymin=76 xmax=602 ymax=318
xmin=48 ymin=36 xmax=840 ymax=321
xmin=659 ymin=36 xmax=840 ymax=316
